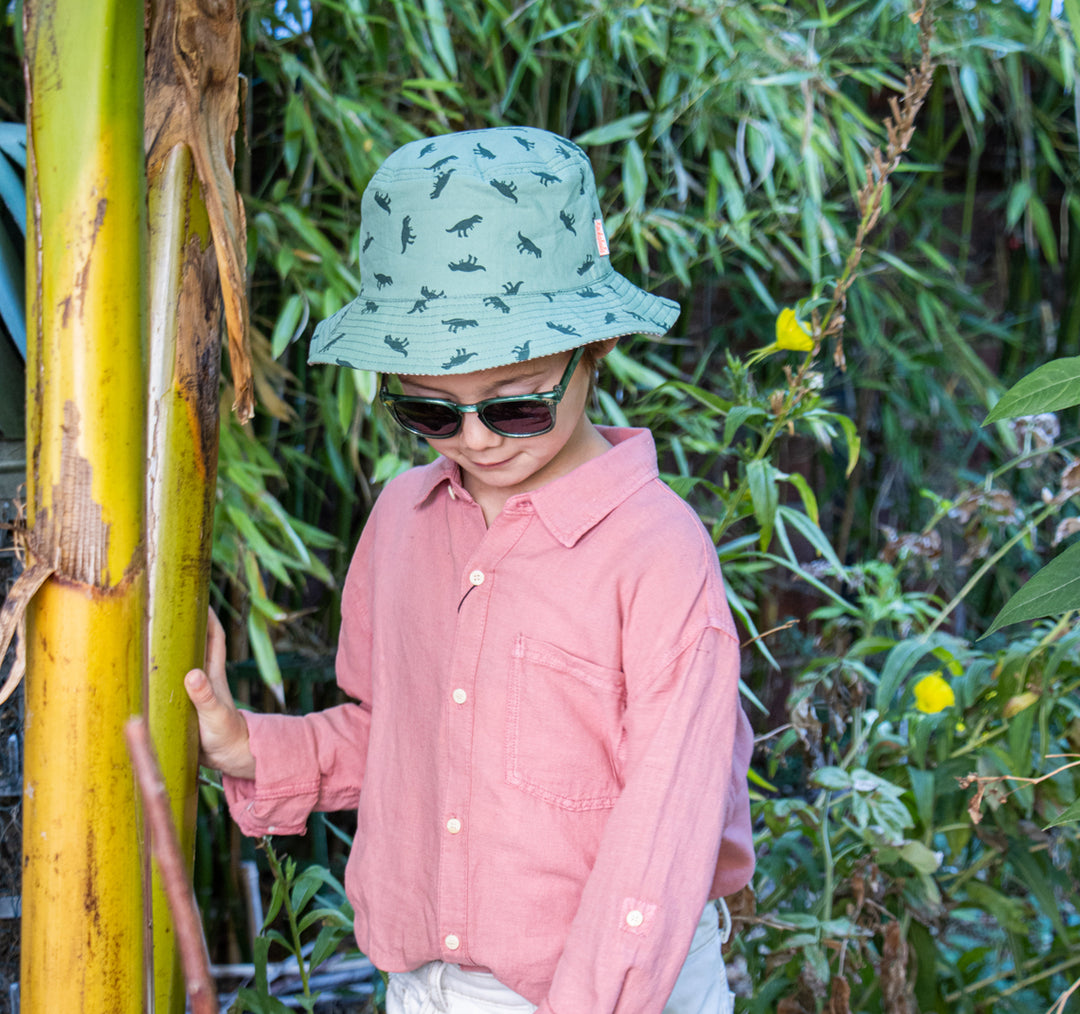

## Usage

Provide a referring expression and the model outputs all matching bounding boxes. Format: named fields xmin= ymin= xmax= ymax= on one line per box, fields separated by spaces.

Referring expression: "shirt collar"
xmin=410 ymin=427 xmax=659 ymax=547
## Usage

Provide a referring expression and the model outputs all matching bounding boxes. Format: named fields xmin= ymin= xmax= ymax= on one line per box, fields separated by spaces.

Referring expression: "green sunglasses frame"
xmin=380 ymin=347 xmax=585 ymax=439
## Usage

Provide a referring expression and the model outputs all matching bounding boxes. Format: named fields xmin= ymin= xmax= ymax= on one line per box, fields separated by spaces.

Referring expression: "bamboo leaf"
xmin=1027 ymin=194 xmax=1059 ymax=267
xmin=422 ymin=0 xmax=458 ymax=77
xmin=983 ymin=357 xmax=1080 ymax=423
xmin=248 ymin=610 xmax=285 ymax=703
xmin=271 ymin=294 xmax=307 ymax=359
xmin=574 ymin=114 xmax=650 ymax=146
xmin=622 ymin=138 xmax=647 ymax=213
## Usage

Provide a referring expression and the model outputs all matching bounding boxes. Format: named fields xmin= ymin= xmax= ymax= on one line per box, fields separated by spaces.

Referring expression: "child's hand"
xmin=184 ymin=610 xmax=256 ymax=780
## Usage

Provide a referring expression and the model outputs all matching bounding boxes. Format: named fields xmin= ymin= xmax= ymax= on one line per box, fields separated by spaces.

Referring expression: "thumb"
xmin=184 ymin=667 xmax=220 ymax=712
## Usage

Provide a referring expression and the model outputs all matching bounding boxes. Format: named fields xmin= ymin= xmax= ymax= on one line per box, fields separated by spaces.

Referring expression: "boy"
xmin=186 ymin=126 xmax=754 ymax=1013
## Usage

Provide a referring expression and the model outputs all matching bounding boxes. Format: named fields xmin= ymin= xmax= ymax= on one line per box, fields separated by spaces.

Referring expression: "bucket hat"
xmin=309 ymin=126 xmax=680 ymax=375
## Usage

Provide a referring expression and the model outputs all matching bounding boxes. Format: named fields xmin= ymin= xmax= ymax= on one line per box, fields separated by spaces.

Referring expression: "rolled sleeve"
xmin=223 ymin=703 xmax=371 ymax=837
xmin=539 ymin=627 xmax=746 ymax=1014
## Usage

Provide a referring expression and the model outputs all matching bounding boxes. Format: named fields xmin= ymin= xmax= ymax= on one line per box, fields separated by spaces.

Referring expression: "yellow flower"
xmin=913 ymin=672 xmax=955 ymax=714
xmin=775 ymin=308 xmax=814 ymax=351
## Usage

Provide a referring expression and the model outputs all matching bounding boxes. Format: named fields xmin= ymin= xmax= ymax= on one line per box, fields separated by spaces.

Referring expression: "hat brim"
xmin=309 ymin=265 xmax=679 ymax=375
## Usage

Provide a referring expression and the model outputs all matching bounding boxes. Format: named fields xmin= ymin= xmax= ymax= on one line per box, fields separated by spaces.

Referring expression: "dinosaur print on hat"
xmin=309 ymin=125 xmax=680 ymax=375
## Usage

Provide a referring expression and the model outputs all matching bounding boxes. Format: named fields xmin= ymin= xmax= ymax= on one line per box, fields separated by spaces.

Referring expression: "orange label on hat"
xmin=594 ymin=219 xmax=609 ymax=256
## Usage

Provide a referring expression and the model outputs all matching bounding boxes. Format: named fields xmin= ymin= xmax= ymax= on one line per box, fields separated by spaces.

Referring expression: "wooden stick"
xmin=125 ymin=716 xmax=218 ymax=1014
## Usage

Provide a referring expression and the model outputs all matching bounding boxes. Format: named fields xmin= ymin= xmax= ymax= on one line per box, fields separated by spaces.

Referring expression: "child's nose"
xmin=459 ymin=410 xmax=501 ymax=450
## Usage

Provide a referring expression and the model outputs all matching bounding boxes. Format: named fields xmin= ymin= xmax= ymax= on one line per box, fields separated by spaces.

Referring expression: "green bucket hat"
xmin=309 ymin=126 xmax=680 ymax=375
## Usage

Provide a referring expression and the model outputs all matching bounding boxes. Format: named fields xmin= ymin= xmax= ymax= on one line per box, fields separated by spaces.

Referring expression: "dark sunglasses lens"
xmin=392 ymin=400 xmax=461 ymax=437
xmin=481 ymin=399 xmax=555 ymax=436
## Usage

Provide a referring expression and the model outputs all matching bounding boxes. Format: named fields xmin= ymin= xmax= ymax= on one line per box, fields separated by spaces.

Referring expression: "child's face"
xmin=396 ymin=348 xmax=602 ymax=504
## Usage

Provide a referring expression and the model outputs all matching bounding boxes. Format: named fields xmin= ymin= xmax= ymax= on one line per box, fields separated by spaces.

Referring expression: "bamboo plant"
xmin=20 ymin=1 xmax=147 ymax=1010
xmin=143 ymin=0 xmax=247 ymax=1008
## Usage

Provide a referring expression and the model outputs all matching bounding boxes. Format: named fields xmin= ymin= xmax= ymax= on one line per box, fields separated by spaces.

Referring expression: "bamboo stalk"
xmin=144 ymin=139 xmax=221 ymax=1014
xmin=143 ymin=3 xmax=241 ymax=1008
xmin=21 ymin=4 xmax=148 ymax=1010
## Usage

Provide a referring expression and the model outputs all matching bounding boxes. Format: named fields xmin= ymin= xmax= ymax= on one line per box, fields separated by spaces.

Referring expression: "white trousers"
xmin=386 ymin=900 xmax=736 ymax=1014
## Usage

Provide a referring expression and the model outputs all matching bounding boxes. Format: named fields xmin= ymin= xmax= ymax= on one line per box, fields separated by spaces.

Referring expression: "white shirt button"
xmin=452 ymin=688 xmax=467 ymax=705
xmin=446 ymin=817 xmax=462 ymax=834
xmin=626 ymin=909 xmax=644 ymax=928
xmin=448 ymin=486 xmax=457 ymax=500
xmin=469 ymin=569 xmax=485 ymax=586
xmin=445 ymin=934 xmax=460 ymax=951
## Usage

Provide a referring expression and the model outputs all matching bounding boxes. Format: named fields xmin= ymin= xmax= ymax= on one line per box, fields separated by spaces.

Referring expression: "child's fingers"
xmin=204 ymin=608 xmax=226 ymax=675
xmin=198 ymin=609 xmax=236 ymax=704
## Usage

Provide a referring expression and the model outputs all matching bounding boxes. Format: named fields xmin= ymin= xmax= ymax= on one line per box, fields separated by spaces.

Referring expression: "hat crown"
xmin=309 ymin=126 xmax=680 ymax=375
xmin=358 ymin=127 xmax=610 ymax=307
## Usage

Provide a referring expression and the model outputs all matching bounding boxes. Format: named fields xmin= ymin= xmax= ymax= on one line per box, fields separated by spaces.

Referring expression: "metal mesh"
xmin=0 ymin=494 xmax=22 ymax=1007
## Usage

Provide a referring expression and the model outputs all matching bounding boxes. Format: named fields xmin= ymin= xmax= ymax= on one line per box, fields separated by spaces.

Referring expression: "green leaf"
xmin=983 ymin=357 xmax=1080 ymax=423
xmin=746 ymin=459 xmax=778 ymax=551
xmin=574 ymin=114 xmax=650 ymax=146
xmin=983 ymin=539 xmax=1080 ymax=637
xmin=711 ymin=149 xmax=748 ymax=232
xmin=722 ymin=405 xmax=766 ymax=448
xmin=309 ymin=923 xmax=348 ymax=973
xmin=776 ymin=506 xmax=841 ymax=571
xmin=622 ymin=138 xmax=647 ymax=213
xmin=248 ymin=610 xmax=285 ymax=703
xmin=264 ymin=877 xmax=286 ymax=929
xmin=875 ymin=636 xmax=949 ymax=714
xmin=271 ymin=293 xmax=307 ymax=359
xmin=812 ymin=766 xmax=851 ymax=790
xmin=907 ymin=767 xmax=936 ymax=829
xmin=898 ymin=840 xmax=942 ymax=874
xmin=1028 ymin=195 xmax=1059 ymax=267
xmin=1005 ymin=180 xmax=1033 ymax=230
xmin=1045 ymin=797 xmax=1080 ymax=828
xmin=957 ymin=65 xmax=984 ymax=123
xmin=422 ymin=0 xmax=457 ymax=77
xmin=964 ymin=882 xmax=1028 ymax=934
xmin=782 ymin=474 xmax=819 ymax=527
xmin=291 ymin=866 xmax=325 ymax=914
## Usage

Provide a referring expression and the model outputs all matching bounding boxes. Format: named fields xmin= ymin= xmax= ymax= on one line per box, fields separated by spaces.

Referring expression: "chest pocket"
xmin=505 ymin=634 xmax=626 ymax=811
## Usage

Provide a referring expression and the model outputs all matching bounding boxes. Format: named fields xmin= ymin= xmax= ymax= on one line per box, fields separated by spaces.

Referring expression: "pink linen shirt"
xmin=225 ymin=426 xmax=754 ymax=1014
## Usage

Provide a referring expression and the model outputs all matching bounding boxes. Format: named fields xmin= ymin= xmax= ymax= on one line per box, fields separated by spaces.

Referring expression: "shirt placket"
xmin=436 ymin=504 xmax=530 ymax=964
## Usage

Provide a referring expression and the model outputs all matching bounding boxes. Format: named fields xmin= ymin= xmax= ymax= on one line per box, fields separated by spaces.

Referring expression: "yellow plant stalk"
xmin=22 ymin=1 xmax=147 ymax=1011
xmin=145 ymin=143 xmax=220 ymax=1014
xmin=144 ymin=3 xmax=242 ymax=1008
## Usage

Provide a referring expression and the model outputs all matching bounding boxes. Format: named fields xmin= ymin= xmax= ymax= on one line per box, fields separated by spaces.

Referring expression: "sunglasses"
xmin=380 ymin=347 xmax=585 ymax=439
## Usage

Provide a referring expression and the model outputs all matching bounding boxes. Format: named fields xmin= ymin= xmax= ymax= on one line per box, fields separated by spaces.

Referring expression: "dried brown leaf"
xmin=0 ymin=556 xmax=56 ymax=705
xmin=966 ymin=781 xmax=986 ymax=825
xmin=145 ymin=0 xmax=253 ymax=422
xmin=829 ymin=974 xmax=852 ymax=1014
xmin=1053 ymin=517 xmax=1080 ymax=546
xmin=1060 ymin=460 xmax=1080 ymax=494
xmin=879 ymin=528 xmax=942 ymax=565
xmin=881 ymin=922 xmax=913 ymax=1014
xmin=778 ymin=999 xmax=811 ymax=1014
